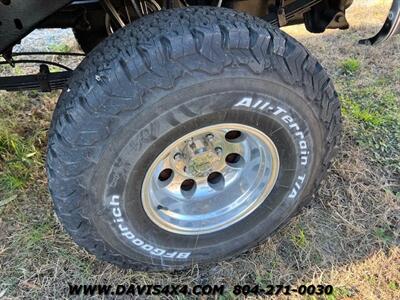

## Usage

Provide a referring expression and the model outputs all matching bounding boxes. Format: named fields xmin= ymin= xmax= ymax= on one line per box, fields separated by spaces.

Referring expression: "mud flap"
xmin=359 ymin=0 xmax=400 ymax=45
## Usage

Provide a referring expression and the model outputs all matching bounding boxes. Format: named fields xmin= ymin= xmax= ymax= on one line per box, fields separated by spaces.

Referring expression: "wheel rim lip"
xmin=141 ymin=123 xmax=280 ymax=235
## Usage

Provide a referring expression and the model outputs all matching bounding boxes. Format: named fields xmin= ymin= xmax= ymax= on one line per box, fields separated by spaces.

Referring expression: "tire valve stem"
xmin=157 ymin=205 xmax=168 ymax=211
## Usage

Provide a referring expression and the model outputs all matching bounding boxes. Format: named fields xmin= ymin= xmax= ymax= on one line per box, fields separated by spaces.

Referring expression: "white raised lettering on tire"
xmin=234 ymin=97 xmax=310 ymax=198
xmin=234 ymin=97 xmax=310 ymax=166
xmin=109 ymin=195 xmax=191 ymax=259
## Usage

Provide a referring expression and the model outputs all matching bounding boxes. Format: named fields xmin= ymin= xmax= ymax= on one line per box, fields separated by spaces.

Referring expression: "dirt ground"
xmin=0 ymin=0 xmax=399 ymax=299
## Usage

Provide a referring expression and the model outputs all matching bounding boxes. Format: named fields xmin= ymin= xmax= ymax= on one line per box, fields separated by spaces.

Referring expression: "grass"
xmin=327 ymin=286 xmax=353 ymax=300
xmin=0 ymin=91 xmax=49 ymax=199
xmin=340 ymin=58 xmax=361 ymax=75
xmin=48 ymin=42 xmax=72 ymax=53
xmin=0 ymin=1 xmax=399 ymax=299
xmin=340 ymin=80 xmax=400 ymax=174
xmin=290 ymin=226 xmax=308 ymax=249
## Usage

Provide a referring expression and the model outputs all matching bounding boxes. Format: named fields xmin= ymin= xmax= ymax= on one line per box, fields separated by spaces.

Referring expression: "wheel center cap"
xmin=188 ymin=152 xmax=219 ymax=177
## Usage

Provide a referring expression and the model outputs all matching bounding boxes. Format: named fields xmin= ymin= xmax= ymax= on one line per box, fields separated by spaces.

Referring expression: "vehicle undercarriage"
xmin=0 ymin=0 xmax=399 ymax=92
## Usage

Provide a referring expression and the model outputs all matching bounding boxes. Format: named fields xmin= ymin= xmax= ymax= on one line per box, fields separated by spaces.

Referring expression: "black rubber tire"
xmin=47 ymin=7 xmax=341 ymax=270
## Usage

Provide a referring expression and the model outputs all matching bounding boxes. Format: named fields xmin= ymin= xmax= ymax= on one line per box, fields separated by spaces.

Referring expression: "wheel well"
xmin=0 ymin=0 xmax=73 ymax=54
xmin=0 ymin=0 xmax=353 ymax=55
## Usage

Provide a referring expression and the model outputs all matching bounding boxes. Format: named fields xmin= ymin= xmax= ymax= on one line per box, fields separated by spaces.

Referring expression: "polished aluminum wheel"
xmin=141 ymin=123 xmax=280 ymax=235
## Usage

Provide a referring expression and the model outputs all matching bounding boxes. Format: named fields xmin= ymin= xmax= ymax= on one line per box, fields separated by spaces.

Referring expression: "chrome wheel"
xmin=141 ymin=123 xmax=280 ymax=235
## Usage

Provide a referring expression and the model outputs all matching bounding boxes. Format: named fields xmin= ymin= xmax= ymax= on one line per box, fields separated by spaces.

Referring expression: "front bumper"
xmin=359 ymin=0 xmax=400 ymax=45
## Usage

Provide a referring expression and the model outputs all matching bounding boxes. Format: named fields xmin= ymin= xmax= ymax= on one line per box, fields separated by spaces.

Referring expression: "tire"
xmin=47 ymin=7 xmax=341 ymax=270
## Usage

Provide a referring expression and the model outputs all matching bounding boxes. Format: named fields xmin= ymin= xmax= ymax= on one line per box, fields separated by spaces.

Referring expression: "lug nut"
xmin=215 ymin=147 xmax=223 ymax=155
xmin=174 ymin=152 xmax=183 ymax=160
xmin=189 ymin=139 xmax=196 ymax=149
xmin=206 ymin=133 xmax=214 ymax=141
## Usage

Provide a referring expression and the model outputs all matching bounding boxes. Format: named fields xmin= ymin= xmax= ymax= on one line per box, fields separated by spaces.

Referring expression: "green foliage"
xmin=340 ymin=80 xmax=400 ymax=174
xmin=341 ymin=58 xmax=361 ymax=75
xmin=218 ymin=291 xmax=236 ymax=300
xmin=48 ymin=42 xmax=72 ymax=53
xmin=0 ymin=126 xmax=41 ymax=196
xmin=342 ymin=97 xmax=383 ymax=126
xmin=49 ymin=66 xmax=64 ymax=72
xmin=0 ymin=91 xmax=45 ymax=198
xmin=326 ymin=286 xmax=352 ymax=300
xmin=374 ymin=227 xmax=395 ymax=244
xmin=13 ymin=65 xmax=25 ymax=76
xmin=291 ymin=226 xmax=308 ymax=249
xmin=25 ymin=222 xmax=52 ymax=249
xmin=388 ymin=281 xmax=399 ymax=291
